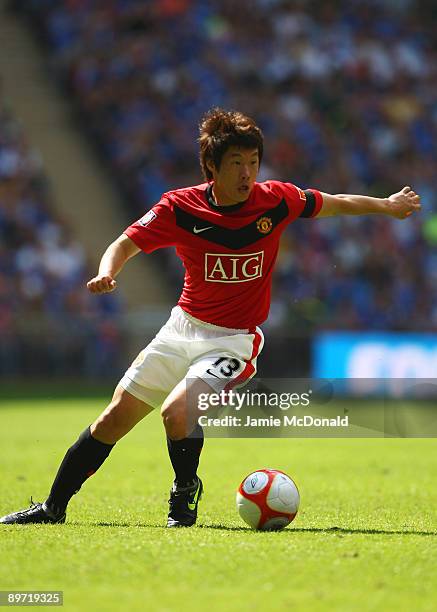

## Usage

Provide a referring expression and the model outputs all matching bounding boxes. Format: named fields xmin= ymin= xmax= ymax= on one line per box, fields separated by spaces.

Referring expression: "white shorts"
xmin=119 ymin=306 xmax=264 ymax=409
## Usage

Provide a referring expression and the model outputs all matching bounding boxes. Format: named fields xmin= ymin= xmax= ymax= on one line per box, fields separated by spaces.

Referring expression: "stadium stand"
xmin=12 ymin=0 xmax=435 ymax=336
xmin=0 ymin=86 xmax=123 ymax=377
xmin=2 ymin=0 xmax=437 ymax=381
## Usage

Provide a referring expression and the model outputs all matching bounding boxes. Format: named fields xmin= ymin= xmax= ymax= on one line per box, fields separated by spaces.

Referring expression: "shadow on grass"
xmin=204 ymin=525 xmax=437 ymax=537
xmin=73 ymin=522 xmax=437 ymax=537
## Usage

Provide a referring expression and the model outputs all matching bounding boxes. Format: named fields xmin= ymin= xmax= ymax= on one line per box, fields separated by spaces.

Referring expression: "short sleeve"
xmin=124 ymin=198 xmax=176 ymax=253
xmin=280 ymin=183 xmax=324 ymax=219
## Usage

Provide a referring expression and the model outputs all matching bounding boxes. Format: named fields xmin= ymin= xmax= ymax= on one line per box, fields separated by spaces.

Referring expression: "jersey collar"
xmin=205 ymin=184 xmax=247 ymax=213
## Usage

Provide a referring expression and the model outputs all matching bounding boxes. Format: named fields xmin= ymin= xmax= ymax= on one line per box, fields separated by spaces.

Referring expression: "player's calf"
xmin=162 ymin=385 xmax=205 ymax=526
xmin=1 ymin=387 xmax=153 ymax=525
xmin=160 ymin=377 xmax=210 ymax=440
xmin=91 ymin=385 xmax=153 ymax=444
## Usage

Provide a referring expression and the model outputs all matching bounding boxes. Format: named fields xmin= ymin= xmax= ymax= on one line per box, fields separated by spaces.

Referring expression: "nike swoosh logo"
xmin=188 ymin=485 xmax=201 ymax=510
xmin=193 ymin=226 xmax=213 ymax=234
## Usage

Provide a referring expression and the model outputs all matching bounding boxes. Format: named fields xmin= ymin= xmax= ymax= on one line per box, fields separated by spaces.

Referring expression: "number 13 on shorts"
xmin=191 ymin=354 xmax=252 ymax=394
xmin=206 ymin=356 xmax=242 ymax=379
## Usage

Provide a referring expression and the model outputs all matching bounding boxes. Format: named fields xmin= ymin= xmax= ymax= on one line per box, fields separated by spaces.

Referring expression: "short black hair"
xmin=199 ymin=108 xmax=264 ymax=181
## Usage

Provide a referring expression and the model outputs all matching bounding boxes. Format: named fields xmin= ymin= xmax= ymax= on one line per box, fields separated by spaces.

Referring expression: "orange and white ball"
xmin=236 ymin=469 xmax=300 ymax=531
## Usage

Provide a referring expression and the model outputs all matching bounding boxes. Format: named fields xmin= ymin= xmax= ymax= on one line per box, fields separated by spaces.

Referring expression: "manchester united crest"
xmin=256 ymin=216 xmax=273 ymax=234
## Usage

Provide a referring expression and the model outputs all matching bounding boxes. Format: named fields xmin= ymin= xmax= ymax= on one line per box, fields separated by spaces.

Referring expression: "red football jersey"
xmin=124 ymin=181 xmax=323 ymax=329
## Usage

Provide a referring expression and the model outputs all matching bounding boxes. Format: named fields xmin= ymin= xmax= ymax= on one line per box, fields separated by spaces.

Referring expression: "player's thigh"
xmin=119 ymin=338 xmax=189 ymax=410
xmin=91 ymin=384 xmax=154 ymax=444
xmin=161 ymin=377 xmax=213 ymax=440
xmin=162 ymin=349 xmax=258 ymax=438
xmin=161 ymin=349 xmax=252 ymax=439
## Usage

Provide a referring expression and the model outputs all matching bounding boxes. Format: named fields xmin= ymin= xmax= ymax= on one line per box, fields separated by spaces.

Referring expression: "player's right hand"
xmin=87 ymin=275 xmax=117 ymax=294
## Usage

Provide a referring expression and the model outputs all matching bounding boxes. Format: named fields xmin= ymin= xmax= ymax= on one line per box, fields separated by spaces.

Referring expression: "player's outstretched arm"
xmin=87 ymin=233 xmax=140 ymax=294
xmin=317 ymin=186 xmax=421 ymax=219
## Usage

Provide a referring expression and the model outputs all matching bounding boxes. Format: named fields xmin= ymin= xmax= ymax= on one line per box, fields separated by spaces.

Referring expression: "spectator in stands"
xmin=0 ymin=87 xmax=122 ymax=377
xmin=11 ymin=0 xmax=437 ymax=332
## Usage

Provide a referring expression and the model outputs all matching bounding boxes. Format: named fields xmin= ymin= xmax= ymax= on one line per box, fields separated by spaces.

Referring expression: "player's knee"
xmin=161 ymin=402 xmax=186 ymax=440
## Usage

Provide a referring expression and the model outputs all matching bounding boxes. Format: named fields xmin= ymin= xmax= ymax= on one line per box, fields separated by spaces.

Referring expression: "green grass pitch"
xmin=1 ymin=393 xmax=436 ymax=611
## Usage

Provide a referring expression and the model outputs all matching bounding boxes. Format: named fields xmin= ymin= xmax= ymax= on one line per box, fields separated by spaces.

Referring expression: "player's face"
xmin=209 ymin=146 xmax=259 ymax=205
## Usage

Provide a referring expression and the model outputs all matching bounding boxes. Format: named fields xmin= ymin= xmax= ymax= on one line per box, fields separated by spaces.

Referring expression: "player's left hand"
xmin=387 ymin=186 xmax=421 ymax=219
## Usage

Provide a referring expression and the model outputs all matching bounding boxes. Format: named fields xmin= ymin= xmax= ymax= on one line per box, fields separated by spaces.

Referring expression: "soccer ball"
xmin=236 ymin=469 xmax=300 ymax=531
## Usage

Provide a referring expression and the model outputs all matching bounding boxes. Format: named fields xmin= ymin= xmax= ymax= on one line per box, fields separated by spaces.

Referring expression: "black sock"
xmin=45 ymin=426 xmax=114 ymax=515
xmin=167 ymin=424 xmax=204 ymax=488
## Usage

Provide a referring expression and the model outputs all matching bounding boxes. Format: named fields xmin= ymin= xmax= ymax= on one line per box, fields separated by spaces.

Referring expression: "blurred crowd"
xmin=11 ymin=0 xmax=437 ymax=333
xmin=0 ymin=88 xmax=122 ymax=376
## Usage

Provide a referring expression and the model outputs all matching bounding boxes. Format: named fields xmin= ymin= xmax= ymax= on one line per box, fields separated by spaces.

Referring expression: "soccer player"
xmin=0 ymin=108 xmax=421 ymax=527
